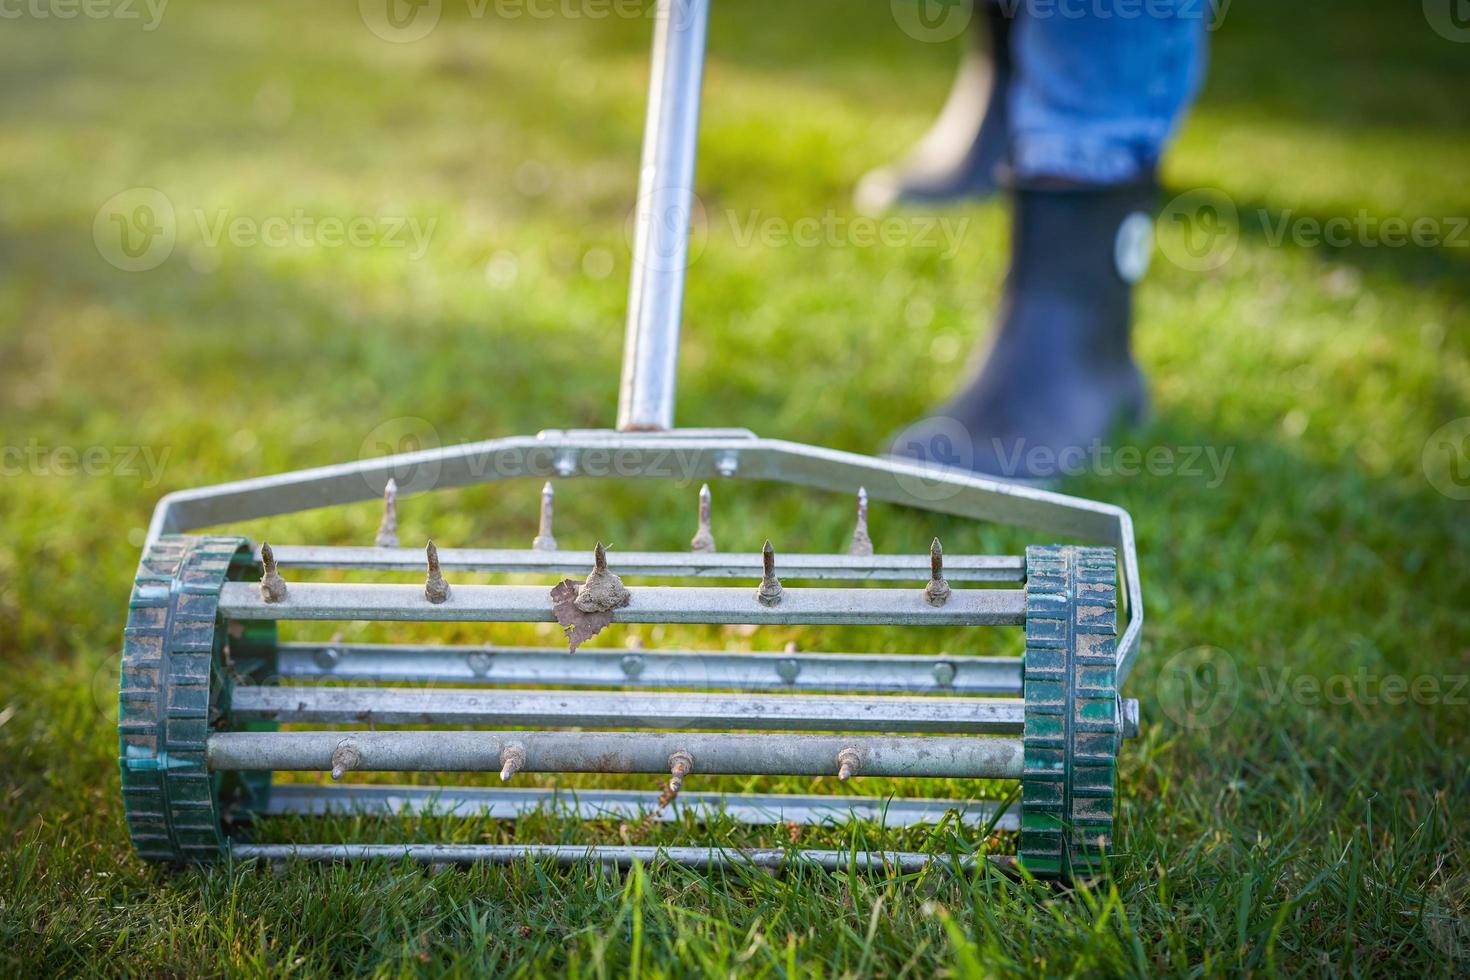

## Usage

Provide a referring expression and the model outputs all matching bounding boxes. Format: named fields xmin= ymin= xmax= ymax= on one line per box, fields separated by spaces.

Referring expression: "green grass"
xmin=2 ymin=0 xmax=1468 ymax=974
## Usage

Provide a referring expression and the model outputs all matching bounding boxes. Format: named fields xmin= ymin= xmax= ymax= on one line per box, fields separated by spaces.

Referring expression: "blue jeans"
xmin=1006 ymin=0 xmax=1210 ymax=184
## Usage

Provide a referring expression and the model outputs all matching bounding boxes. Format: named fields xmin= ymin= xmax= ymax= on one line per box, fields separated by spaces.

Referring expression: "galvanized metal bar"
xmin=617 ymin=0 xmax=710 ymax=431
xmin=216 ymin=581 xmax=1027 ymax=626
xmin=261 ymin=545 xmax=1025 ymax=582
xmin=229 ymin=686 xmax=1026 ymax=733
xmin=144 ymin=430 xmax=1140 ymax=679
xmin=207 ymin=730 xmax=1025 ymax=779
xmin=259 ymin=784 xmax=1018 ymax=829
xmin=276 ymin=642 xmax=1023 ymax=694
xmin=231 ymin=842 xmax=984 ymax=872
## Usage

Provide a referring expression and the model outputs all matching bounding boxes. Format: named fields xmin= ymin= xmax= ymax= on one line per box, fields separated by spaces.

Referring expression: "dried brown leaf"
xmin=551 ymin=578 xmax=616 ymax=652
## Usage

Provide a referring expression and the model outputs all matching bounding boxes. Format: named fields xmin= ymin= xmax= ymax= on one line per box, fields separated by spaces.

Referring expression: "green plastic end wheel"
xmin=118 ymin=536 xmax=277 ymax=863
xmin=1019 ymin=545 xmax=1121 ymax=879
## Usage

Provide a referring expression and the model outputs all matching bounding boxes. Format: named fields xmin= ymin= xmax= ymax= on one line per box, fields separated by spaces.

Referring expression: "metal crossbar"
xmin=207 ymin=730 xmax=1026 ymax=779
xmin=262 ymin=545 xmax=1025 ymax=582
xmin=228 ymin=686 xmax=1026 ymax=733
xmin=274 ymin=642 xmax=1025 ymax=694
xmin=216 ymin=581 xmax=1028 ymax=627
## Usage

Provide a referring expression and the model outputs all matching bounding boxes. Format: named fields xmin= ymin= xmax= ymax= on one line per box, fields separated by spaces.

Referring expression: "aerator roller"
xmin=118 ymin=0 xmax=1144 ymax=879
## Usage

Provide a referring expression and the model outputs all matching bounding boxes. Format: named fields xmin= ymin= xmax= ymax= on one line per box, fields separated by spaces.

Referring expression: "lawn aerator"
xmin=118 ymin=0 xmax=1142 ymax=879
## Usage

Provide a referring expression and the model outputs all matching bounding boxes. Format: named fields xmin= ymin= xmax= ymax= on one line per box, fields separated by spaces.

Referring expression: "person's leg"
xmin=854 ymin=2 xmax=1012 ymax=213
xmin=1008 ymin=1 xmax=1207 ymax=186
xmin=892 ymin=2 xmax=1208 ymax=481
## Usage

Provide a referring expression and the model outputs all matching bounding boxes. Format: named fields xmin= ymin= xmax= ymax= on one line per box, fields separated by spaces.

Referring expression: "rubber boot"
xmin=854 ymin=2 xmax=1012 ymax=214
xmin=890 ymin=181 xmax=1156 ymax=482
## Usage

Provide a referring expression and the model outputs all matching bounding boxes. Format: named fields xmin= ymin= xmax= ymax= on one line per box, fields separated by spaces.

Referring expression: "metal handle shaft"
xmin=617 ymin=0 xmax=710 ymax=430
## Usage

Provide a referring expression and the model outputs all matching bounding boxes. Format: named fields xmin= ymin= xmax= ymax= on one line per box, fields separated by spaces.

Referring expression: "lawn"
xmin=1 ymin=0 xmax=1467 ymax=975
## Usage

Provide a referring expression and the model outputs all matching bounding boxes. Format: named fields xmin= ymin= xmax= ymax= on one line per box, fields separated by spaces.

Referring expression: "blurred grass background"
xmin=0 ymin=0 xmax=1467 ymax=974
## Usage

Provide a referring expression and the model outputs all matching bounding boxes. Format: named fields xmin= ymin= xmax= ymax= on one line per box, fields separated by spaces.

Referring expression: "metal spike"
xmin=756 ymin=540 xmax=784 ymax=606
xmin=924 ymin=537 xmax=951 ymax=607
xmin=330 ymin=740 xmax=360 ymax=781
xmin=259 ymin=542 xmax=288 ymax=603
xmin=574 ymin=542 xmax=631 ymax=612
xmin=836 ymin=746 xmax=861 ymax=781
xmin=847 ymin=487 xmax=874 ymax=557
xmin=375 ymin=478 xmax=399 ymax=549
xmin=689 ymin=483 xmax=716 ymax=553
xmin=499 ymin=743 xmax=525 ymax=782
xmin=424 ymin=540 xmax=450 ymax=604
xmin=531 ymin=482 xmax=557 ymax=551
xmin=667 ymin=750 xmax=694 ymax=796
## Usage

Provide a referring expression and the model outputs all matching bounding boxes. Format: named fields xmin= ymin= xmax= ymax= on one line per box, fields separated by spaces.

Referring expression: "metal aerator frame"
xmin=118 ymin=0 xmax=1143 ymax=879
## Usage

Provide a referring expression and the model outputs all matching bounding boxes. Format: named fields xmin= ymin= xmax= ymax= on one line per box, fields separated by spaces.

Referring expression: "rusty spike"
xmin=531 ymin=482 xmax=557 ymax=551
xmin=574 ymin=542 xmax=631 ymax=613
xmin=375 ymin=478 xmax=399 ymax=549
xmin=424 ymin=540 xmax=450 ymax=604
xmin=756 ymin=540 xmax=784 ymax=606
xmin=924 ymin=537 xmax=951 ymax=607
xmin=259 ymin=542 xmax=288 ymax=603
xmin=690 ymin=483 xmax=716 ymax=553
xmin=667 ymin=750 xmax=694 ymax=796
xmin=847 ymin=487 xmax=874 ymax=557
